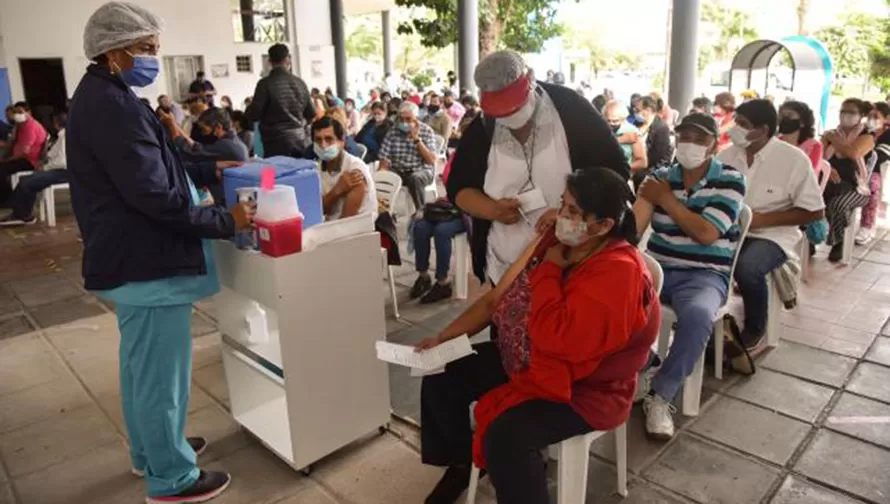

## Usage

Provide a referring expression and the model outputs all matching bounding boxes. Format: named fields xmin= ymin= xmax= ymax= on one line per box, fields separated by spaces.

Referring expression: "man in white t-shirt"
xmin=311 ymin=116 xmax=377 ymax=221
xmin=717 ymin=99 xmax=824 ymax=352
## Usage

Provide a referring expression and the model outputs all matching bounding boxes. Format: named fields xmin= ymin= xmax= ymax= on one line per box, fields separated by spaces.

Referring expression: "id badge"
xmin=517 ymin=188 xmax=547 ymax=213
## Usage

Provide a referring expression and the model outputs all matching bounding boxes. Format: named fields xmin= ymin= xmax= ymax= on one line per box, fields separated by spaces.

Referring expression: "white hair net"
xmin=399 ymin=101 xmax=419 ymax=117
xmin=474 ymin=50 xmax=527 ymax=92
xmin=83 ymin=2 xmax=164 ymax=60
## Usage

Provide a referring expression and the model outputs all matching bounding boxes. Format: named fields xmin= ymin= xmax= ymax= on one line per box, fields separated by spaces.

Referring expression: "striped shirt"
xmin=646 ymin=159 xmax=746 ymax=276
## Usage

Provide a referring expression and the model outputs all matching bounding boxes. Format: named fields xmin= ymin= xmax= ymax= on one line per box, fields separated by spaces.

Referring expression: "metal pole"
xmin=329 ymin=0 xmax=348 ymax=97
xmin=667 ymin=0 xmax=701 ymax=114
xmin=458 ymin=0 xmax=479 ymax=94
xmin=382 ymin=10 xmax=394 ymax=77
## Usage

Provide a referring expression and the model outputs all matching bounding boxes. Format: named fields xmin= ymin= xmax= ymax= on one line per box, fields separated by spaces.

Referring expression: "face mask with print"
xmin=120 ymin=52 xmax=160 ymax=88
xmin=555 ymin=216 xmax=589 ymax=247
xmin=675 ymin=142 xmax=710 ymax=170
xmin=313 ymin=143 xmax=340 ymax=162
xmin=840 ymin=113 xmax=861 ymax=129
xmin=498 ymin=93 xmax=536 ymax=130
xmin=12 ymin=113 xmax=26 ymax=124
xmin=728 ymin=125 xmax=752 ymax=148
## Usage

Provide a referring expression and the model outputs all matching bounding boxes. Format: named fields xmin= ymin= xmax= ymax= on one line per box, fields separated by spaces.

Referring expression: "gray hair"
xmin=474 ymin=50 xmax=529 ymax=92
xmin=399 ymin=101 xmax=419 ymax=117
xmin=603 ymin=100 xmax=629 ymax=119
xmin=83 ymin=2 xmax=164 ymax=60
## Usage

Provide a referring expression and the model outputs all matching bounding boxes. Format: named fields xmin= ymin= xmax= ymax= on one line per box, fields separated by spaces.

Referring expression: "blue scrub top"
xmin=96 ymin=178 xmax=221 ymax=307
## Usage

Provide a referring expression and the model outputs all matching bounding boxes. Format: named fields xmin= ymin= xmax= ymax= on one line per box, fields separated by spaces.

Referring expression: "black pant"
xmin=0 ymin=158 xmax=36 ymax=206
xmin=397 ymin=168 xmax=434 ymax=212
xmin=421 ymin=342 xmax=592 ymax=504
xmin=262 ymin=134 xmax=309 ymax=158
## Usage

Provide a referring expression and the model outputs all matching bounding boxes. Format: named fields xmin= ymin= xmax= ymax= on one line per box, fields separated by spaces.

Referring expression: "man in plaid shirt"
xmin=379 ymin=101 xmax=439 ymax=212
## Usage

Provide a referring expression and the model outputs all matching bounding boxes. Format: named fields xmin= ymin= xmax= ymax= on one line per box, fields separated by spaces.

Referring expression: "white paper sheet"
xmin=376 ymin=335 xmax=476 ymax=371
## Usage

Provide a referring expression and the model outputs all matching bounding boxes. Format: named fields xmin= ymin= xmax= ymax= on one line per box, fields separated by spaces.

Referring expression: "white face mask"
xmin=555 ymin=216 xmax=589 ymax=247
xmin=13 ymin=113 xmax=26 ymax=124
xmin=498 ymin=93 xmax=536 ymax=130
xmin=675 ymin=142 xmax=710 ymax=170
xmin=867 ymin=118 xmax=882 ymax=132
xmin=728 ymin=125 xmax=752 ymax=148
xmin=840 ymin=113 xmax=861 ymax=129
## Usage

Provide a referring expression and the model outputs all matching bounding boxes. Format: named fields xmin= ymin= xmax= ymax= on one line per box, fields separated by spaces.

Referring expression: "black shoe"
xmin=828 ymin=243 xmax=844 ymax=263
xmin=133 ymin=437 xmax=208 ymax=477
xmin=0 ymin=214 xmax=36 ymax=227
xmin=146 ymin=470 xmax=231 ymax=503
xmin=421 ymin=282 xmax=453 ymax=304
xmin=809 ymin=243 xmax=816 ymax=257
xmin=425 ymin=465 xmax=479 ymax=504
xmin=410 ymin=275 xmax=433 ymax=299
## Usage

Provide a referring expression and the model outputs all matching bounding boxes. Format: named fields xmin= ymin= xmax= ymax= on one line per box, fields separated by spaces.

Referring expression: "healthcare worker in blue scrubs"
xmin=67 ymin=3 xmax=255 ymax=503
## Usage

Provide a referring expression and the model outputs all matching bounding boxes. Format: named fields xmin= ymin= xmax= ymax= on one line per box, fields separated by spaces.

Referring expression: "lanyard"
xmin=520 ymin=125 xmax=537 ymax=193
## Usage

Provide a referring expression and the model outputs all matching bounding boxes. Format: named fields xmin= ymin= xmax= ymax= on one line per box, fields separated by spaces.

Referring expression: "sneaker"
xmin=421 ymin=282 xmax=453 ymax=304
xmin=0 ymin=215 xmax=36 ymax=227
xmin=828 ymin=242 xmax=844 ymax=263
xmin=642 ymin=394 xmax=676 ymax=441
xmin=855 ymin=226 xmax=875 ymax=246
xmin=133 ymin=438 xmax=208 ymax=477
xmin=410 ymin=275 xmax=433 ymax=299
xmin=145 ymin=470 xmax=231 ymax=504
xmin=425 ymin=465 xmax=475 ymax=504
xmin=633 ymin=366 xmax=657 ymax=403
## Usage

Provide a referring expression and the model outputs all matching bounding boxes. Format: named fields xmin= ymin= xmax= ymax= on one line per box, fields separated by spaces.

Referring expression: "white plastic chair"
xmin=355 ymin=143 xmax=369 ymax=162
xmin=656 ymin=204 xmax=752 ymax=417
xmin=841 ymin=207 xmax=861 ymax=266
xmin=800 ymin=159 xmax=832 ymax=281
xmin=9 ymin=170 xmax=33 ymax=190
xmin=40 ymin=182 xmax=69 ymax=228
xmin=453 ymin=233 xmax=470 ymax=300
xmin=641 ymin=251 xmax=664 ymax=296
xmin=373 ymin=170 xmax=404 ymax=319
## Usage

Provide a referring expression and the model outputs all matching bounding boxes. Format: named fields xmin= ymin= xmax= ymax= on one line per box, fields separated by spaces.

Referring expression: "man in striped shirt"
xmin=632 ymin=113 xmax=747 ymax=440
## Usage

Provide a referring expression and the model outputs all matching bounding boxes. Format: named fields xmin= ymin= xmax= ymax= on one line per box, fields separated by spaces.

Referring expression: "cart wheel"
xmin=301 ymin=465 xmax=312 ymax=476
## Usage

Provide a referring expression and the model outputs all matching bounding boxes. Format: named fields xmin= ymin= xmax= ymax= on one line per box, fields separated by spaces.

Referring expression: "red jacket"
xmin=472 ymin=237 xmax=659 ymax=468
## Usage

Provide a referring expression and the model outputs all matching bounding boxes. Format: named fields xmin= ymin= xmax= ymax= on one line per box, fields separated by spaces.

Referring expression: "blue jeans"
xmin=413 ymin=218 xmax=466 ymax=281
xmin=116 ymin=303 xmax=200 ymax=497
xmin=651 ymin=268 xmax=728 ymax=402
xmin=734 ymin=238 xmax=787 ymax=343
xmin=9 ymin=169 xmax=68 ymax=219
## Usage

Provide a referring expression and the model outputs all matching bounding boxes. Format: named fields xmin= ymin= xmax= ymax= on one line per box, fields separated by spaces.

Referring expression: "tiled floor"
xmin=1 ymin=212 xmax=890 ymax=503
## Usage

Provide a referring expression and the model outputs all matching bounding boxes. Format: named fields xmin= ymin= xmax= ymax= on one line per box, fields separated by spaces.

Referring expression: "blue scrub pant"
xmin=116 ymin=303 xmax=200 ymax=497
xmin=651 ymin=268 xmax=728 ymax=402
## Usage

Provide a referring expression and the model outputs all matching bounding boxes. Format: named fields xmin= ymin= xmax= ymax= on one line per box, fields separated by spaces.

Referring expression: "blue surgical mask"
xmin=314 ymin=142 xmax=340 ymax=162
xmin=398 ymin=122 xmax=411 ymax=133
xmin=120 ymin=52 xmax=160 ymax=88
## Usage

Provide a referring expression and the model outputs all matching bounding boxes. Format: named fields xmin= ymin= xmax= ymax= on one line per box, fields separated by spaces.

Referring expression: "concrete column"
xmin=329 ymin=0 xmax=347 ymax=97
xmin=287 ymin=0 xmax=336 ymax=92
xmin=667 ymin=0 xmax=701 ymax=113
xmin=457 ymin=0 xmax=479 ymax=94
xmin=382 ymin=10 xmax=394 ymax=77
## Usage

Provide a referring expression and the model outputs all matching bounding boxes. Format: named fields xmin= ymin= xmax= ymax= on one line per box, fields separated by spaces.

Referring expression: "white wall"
xmin=0 ymin=0 xmax=316 ymax=107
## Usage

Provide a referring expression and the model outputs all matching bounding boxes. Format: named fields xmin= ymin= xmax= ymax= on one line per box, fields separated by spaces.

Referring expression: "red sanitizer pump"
xmin=255 ymin=171 xmax=304 ymax=257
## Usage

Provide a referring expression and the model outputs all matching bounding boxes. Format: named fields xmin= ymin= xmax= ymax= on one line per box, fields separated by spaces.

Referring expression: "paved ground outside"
xmin=1 ymin=205 xmax=890 ymax=504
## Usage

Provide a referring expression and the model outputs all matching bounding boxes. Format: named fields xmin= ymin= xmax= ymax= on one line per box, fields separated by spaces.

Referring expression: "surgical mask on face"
xmin=778 ymin=118 xmax=801 ymax=135
xmin=728 ymin=125 xmax=752 ymax=148
xmin=374 ymin=114 xmax=386 ymax=123
xmin=840 ymin=113 xmax=861 ymax=128
xmin=675 ymin=142 xmax=710 ymax=170
xmin=867 ymin=118 xmax=882 ymax=132
xmin=313 ymin=142 xmax=340 ymax=161
xmin=555 ymin=216 xmax=589 ymax=247
xmin=120 ymin=52 xmax=160 ymax=88
xmin=12 ymin=113 xmax=26 ymax=124
xmin=498 ymin=94 xmax=536 ymax=130
xmin=610 ymin=123 xmax=621 ymax=134
xmin=634 ymin=113 xmax=645 ymax=123
xmin=398 ymin=122 xmax=411 ymax=133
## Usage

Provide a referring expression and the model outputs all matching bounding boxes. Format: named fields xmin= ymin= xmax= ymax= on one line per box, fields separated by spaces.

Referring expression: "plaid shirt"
xmin=378 ymin=121 xmax=436 ymax=173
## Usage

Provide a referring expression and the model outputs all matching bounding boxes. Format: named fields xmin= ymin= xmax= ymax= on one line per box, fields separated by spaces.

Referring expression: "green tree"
xmin=814 ymin=13 xmax=880 ymax=90
xmin=393 ymin=0 xmax=562 ymax=58
xmin=345 ymin=22 xmax=382 ymax=63
xmin=563 ymin=26 xmax=611 ymax=79
xmin=697 ymin=2 xmax=758 ymax=73
xmin=870 ymin=3 xmax=890 ymax=92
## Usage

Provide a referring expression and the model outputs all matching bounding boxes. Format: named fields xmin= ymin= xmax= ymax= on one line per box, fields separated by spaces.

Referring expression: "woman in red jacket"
xmin=417 ymin=167 xmax=661 ymax=504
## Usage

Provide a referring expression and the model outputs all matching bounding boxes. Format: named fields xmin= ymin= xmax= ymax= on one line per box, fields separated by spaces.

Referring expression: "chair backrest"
xmin=356 ymin=143 xmax=369 ymax=161
xmin=372 ymin=170 xmax=403 ymax=208
xmin=433 ymin=134 xmax=446 ymax=155
xmin=815 ymin=158 xmax=831 ymax=192
xmin=641 ymin=251 xmax=664 ymax=295
xmin=729 ymin=204 xmax=753 ymax=281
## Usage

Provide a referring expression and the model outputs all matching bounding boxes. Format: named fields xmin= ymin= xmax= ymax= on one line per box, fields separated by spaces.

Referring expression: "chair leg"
xmin=767 ymin=279 xmax=781 ymax=348
xmin=714 ymin=322 xmax=724 ymax=380
xmin=46 ymin=188 xmax=56 ymax=228
xmin=465 ymin=466 xmax=480 ymax=504
xmin=454 ymin=236 xmax=469 ymax=300
xmin=388 ymin=265 xmax=400 ymax=319
xmin=799 ymin=238 xmax=810 ymax=284
xmin=38 ymin=190 xmax=46 ymax=223
xmin=614 ymin=424 xmax=628 ymax=497
xmin=656 ymin=312 xmax=674 ymax=361
xmin=682 ymin=351 xmax=705 ymax=417
xmin=556 ymin=436 xmax=592 ymax=504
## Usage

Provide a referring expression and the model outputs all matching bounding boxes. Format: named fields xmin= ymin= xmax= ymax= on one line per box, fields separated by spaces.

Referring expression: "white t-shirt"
xmin=717 ymin=138 xmax=824 ymax=259
xmin=483 ymin=89 xmax=572 ymax=282
xmin=319 ymin=152 xmax=377 ymax=220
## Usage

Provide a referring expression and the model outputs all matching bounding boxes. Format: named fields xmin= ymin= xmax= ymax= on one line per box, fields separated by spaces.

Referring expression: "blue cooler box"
xmin=222 ymin=157 xmax=323 ymax=229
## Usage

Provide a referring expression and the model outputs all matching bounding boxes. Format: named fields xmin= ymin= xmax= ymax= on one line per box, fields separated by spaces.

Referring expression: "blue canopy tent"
xmin=728 ymin=36 xmax=833 ymax=129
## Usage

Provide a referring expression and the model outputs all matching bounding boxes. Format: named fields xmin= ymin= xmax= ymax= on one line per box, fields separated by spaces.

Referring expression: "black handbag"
xmin=422 ymin=200 xmax=461 ymax=223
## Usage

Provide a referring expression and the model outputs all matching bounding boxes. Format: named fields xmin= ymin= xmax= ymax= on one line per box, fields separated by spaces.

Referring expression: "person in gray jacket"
xmin=245 ymin=43 xmax=316 ymax=158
